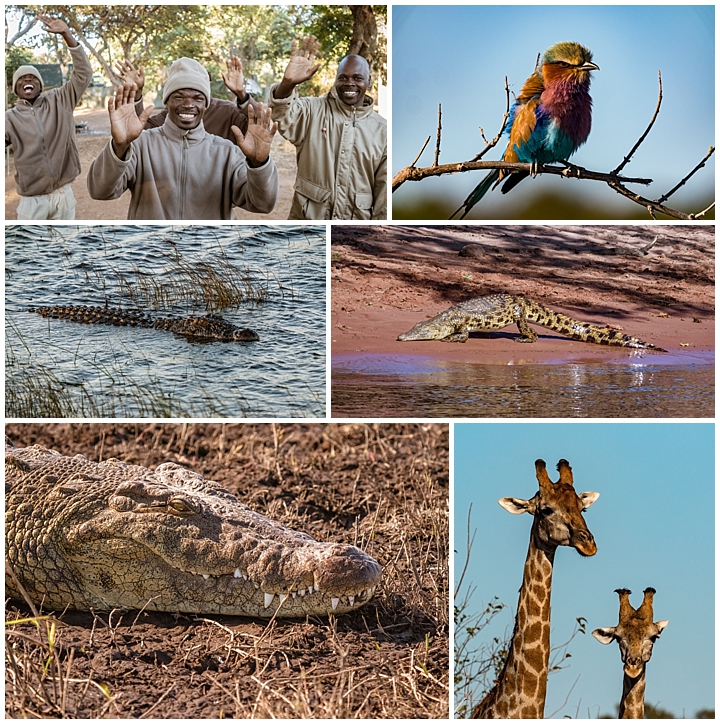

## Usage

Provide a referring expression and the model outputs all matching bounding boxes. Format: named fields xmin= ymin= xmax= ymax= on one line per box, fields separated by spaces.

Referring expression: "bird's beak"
xmin=579 ymin=61 xmax=599 ymax=72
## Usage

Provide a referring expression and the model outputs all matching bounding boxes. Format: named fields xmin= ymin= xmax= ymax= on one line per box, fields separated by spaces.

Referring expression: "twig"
xmin=433 ymin=104 xmax=442 ymax=166
xmin=607 ymin=179 xmax=705 ymax=221
xmin=612 ymin=71 xmax=663 ymax=175
xmin=409 ymin=136 xmax=430 ymax=169
xmin=656 ymin=146 xmax=715 ymax=204
xmin=471 ymin=76 xmax=510 ymax=162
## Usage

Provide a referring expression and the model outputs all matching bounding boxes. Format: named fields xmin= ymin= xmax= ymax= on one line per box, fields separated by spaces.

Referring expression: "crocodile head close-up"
xmin=5 ymin=440 xmax=381 ymax=618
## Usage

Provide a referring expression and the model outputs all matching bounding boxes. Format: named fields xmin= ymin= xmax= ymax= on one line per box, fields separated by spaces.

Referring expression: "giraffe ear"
xmin=578 ymin=491 xmax=600 ymax=510
xmin=654 ymin=620 xmax=670 ymax=635
xmin=498 ymin=497 xmax=535 ymax=515
xmin=592 ymin=627 xmax=616 ymax=645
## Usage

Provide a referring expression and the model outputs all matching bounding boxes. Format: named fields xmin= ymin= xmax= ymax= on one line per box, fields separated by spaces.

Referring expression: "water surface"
xmin=6 ymin=225 xmax=325 ymax=418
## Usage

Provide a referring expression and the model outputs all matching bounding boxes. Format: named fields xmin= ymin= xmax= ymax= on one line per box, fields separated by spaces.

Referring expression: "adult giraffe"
xmin=472 ymin=458 xmax=599 ymax=719
xmin=592 ymin=588 xmax=669 ymax=719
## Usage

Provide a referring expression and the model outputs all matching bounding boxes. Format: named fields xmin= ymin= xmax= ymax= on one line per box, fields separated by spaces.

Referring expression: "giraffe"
xmin=471 ymin=458 xmax=599 ymax=719
xmin=592 ymin=588 xmax=669 ymax=719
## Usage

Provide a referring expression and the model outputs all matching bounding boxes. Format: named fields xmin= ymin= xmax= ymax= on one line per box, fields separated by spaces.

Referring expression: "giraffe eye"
xmin=540 ymin=506 xmax=554 ymax=516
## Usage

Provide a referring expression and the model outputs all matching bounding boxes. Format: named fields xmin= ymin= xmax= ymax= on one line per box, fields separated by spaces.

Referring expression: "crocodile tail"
xmin=450 ymin=169 xmax=501 ymax=220
xmin=523 ymin=298 xmax=667 ymax=352
xmin=31 ymin=304 xmax=152 ymax=328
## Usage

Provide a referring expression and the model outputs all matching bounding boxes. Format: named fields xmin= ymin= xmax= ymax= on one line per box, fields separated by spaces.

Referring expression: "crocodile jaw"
xmin=398 ymin=318 xmax=455 ymax=341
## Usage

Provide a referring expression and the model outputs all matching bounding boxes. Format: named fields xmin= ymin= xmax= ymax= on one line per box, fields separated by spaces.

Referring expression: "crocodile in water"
xmin=398 ymin=293 xmax=666 ymax=351
xmin=5 ymin=439 xmax=381 ymax=618
xmin=28 ymin=304 xmax=259 ymax=342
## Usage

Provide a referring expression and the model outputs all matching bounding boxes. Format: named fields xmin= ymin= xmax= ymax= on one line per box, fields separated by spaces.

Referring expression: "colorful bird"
xmin=452 ymin=41 xmax=599 ymax=219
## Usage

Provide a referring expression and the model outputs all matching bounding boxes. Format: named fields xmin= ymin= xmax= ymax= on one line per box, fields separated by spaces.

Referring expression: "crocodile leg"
xmin=515 ymin=314 xmax=539 ymax=343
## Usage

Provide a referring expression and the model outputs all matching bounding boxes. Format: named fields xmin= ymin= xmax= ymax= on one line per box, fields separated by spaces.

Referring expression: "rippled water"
xmin=332 ymin=353 xmax=714 ymax=418
xmin=6 ymin=225 xmax=326 ymax=418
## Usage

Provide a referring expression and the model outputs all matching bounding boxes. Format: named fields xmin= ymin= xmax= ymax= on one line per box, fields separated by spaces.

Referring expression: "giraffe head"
xmin=498 ymin=459 xmax=599 ymax=556
xmin=592 ymin=588 xmax=669 ymax=678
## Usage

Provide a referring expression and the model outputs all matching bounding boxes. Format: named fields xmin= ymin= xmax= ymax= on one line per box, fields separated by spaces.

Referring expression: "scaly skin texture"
xmin=5 ymin=440 xmax=381 ymax=618
xmin=29 ymin=304 xmax=260 ymax=342
xmin=397 ymin=293 xmax=666 ymax=351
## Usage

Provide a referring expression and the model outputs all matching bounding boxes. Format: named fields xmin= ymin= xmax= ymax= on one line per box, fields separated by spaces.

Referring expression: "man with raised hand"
xmin=5 ymin=14 xmax=92 ymax=220
xmin=270 ymin=36 xmax=387 ymax=220
xmin=87 ymin=57 xmax=279 ymax=220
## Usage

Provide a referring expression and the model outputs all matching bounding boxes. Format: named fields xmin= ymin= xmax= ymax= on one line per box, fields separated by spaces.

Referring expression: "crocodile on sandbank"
xmin=5 ymin=439 xmax=381 ymax=618
xmin=29 ymin=304 xmax=259 ymax=342
xmin=398 ymin=293 xmax=666 ymax=351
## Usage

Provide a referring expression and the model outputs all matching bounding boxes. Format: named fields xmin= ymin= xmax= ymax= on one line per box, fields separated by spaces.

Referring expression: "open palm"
xmin=282 ymin=36 xmax=321 ymax=84
xmin=108 ymin=83 xmax=152 ymax=152
xmin=231 ymin=103 xmax=278 ymax=165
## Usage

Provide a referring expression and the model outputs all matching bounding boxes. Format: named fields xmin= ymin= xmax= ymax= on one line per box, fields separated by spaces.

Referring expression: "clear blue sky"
xmin=454 ymin=423 xmax=714 ymax=718
xmin=392 ymin=5 xmax=715 ymax=218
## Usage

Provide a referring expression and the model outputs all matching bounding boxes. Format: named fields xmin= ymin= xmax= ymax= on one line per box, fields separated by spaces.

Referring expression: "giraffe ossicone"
xmin=592 ymin=587 xmax=669 ymax=719
xmin=471 ymin=458 xmax=599 ymax=719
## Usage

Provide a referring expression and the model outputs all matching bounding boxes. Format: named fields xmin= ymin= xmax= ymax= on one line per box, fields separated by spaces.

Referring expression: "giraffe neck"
xmin=619 ymin=671 xmax=646 ymax=719
xmin=473 ymin=525 xmax=555 ymax=718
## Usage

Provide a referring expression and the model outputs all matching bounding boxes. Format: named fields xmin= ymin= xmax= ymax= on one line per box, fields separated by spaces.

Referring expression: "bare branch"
xmin=656 ymin=146 xmax=715 ymax=204
xmin=5 ymin=14 xmax=39 ymax=48
xmin=409 ymin=136 xmax=430 ymax=170
xmin=606 ymin=179 xmax=699 ymax=220
xmin=392 ymin=159 xmax=652 ymax=193
xmin=471 ymin=76 xmax=510 ymax=163
xmin=433 ymin=103 xmax=442 ymax=167
xmin=612 ymin=71 xmax=663 ymax=175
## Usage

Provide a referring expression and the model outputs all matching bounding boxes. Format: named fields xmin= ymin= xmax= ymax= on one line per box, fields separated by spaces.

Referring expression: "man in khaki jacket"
xmin=269 ymin=36 xmax=387 ymax=220
xmin=5 ymin=14 xmax=92 ymax=220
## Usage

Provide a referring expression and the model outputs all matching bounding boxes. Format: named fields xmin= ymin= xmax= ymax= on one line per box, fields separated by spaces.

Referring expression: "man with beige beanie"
xmin=5 ymin=14 xmax=92 ymax=220
xmin=88 ymin=57 xmax=279 ymax=220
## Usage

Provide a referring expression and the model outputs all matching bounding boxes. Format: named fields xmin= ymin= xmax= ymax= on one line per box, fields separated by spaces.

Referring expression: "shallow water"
xmin=6 ymin=225 xmax=326 ymax=418
xmin=331 ymin=353 xmax=714 ymax=418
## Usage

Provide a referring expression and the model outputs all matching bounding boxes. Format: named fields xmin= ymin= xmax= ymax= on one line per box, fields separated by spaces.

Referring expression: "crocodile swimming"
xmin=398 ymin=293 xmax=666 ymax=351
xmin=28 ymin=304 xmax=259 ymax=342
xmin=5 ymin=439 xmax=381 ymax=618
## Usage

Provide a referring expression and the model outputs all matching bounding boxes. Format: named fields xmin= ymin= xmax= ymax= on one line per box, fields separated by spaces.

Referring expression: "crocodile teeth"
xmin=313 ymin=583 xmax=319 ymax=592
xmin=307 ymin=586 xmax=313 ymax=595
xmin=348 ymin=595 xmax=355 ymax=606
xmin=202 ymin=574 xmax=210 ymax=580
xmin=299 ymin=589 xmax=305 ymax=597
xmin=331 ymin=597 xmax=340 ymax=611
xmin=234 ymin=569 xmax=242 ymax=578
xmin=254 ymin=581 xmax=260 ymax=589
xmin=279 ymin=594 xmax=288 ymax=604
xmin=264 ymin=593 xmax=274 ymax=608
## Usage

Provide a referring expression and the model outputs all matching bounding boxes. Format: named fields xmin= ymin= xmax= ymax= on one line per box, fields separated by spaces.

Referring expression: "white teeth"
xmin=291 ymin=592 xmax=296 ymax=598
xmin=331 ymin=597 xmax=340 ymax=611
xmin=264 ymin=593 xmax=274 ymax=608
xmin=349 ymin=595 xmax=355 ymax=606
xmin=254 ymin=581 xmax=260 ymax=589
xmin=234 ymin=569 xmax=241 ymax=578
xmin=279 ymin=594 xmax=288 ymax=604
xmin=299 ymin=589 xmax=305 ymax=597
xmin=307 ymin=586 xmax=313 ymax=595
xmin=202 ymin=574 xmax=210 ymax=580
xmin=313 ymin=583 xmax=319 ymax=593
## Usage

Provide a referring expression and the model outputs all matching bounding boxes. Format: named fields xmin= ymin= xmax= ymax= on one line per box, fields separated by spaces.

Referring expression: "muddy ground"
xmin=331 ymin=225 xmax=715 ymax=360
xmin=5 ymin=108 xmax=297 ymax=221
xmin=5 ymin=423 xmax=449 ymax=718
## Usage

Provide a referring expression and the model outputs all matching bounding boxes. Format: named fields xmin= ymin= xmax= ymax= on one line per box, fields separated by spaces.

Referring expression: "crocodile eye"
xmin=168 ymin=499 xmax=195 ymax=515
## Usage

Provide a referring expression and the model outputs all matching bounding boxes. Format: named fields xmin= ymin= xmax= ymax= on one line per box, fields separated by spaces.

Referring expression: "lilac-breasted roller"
xmin=452 ymin=41 xmax=599 ymax=219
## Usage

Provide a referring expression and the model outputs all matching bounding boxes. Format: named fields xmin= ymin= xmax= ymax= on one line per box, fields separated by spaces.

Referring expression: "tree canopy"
xmin=5 ymin=5 xmax=387 ymax=97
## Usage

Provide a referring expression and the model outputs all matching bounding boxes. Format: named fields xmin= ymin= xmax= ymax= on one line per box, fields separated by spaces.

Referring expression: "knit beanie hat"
xmin=13 ymin=65 xmax=43 ymax=93
xmin=162 ymin=57 xmax=211 ymax=106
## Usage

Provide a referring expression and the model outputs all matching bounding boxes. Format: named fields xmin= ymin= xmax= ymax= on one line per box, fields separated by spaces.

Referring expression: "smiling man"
xmin=5 ymin=14 xmax=92 ymax=220
xmin=87 ymin=57 xmax=279 ymax=220
xmin=269 ymin=36 xmax=387 ymax=220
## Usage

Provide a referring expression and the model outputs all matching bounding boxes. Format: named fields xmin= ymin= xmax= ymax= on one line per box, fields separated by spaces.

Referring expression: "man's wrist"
xmin=246 ymin=155 xmax=269 ymax=169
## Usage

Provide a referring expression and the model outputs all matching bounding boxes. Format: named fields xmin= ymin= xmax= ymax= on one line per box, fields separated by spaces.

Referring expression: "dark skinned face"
xmin=15 ymin=74 xmax=42 ymax=103
xmin=334 ymin=57 xmax=370 ymax=108
xmin=165 ymin=88 xmax=207 ymax=130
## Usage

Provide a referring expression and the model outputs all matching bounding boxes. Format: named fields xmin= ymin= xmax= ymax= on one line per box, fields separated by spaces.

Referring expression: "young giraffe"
xmin=472 ymin=459 xmax=599 ymax=719
xmin=592 ymin=588 xmax=669 ymax=719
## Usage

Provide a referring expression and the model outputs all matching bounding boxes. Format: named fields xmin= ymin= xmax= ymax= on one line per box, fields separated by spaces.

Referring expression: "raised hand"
xmin=114 ymin=59 xmax=145 ymax=96
xmin=221 ymin=55 xmax=245 ymax=99
xmin=108 ymin=83 xmax=153 ymax=159
xmin=37 ymin=13 xmax=78 ymax=47
xmin=231 ymin=103 xmax=278 ymax=166
xmin=282 ymin=36 xmax=321 ymax=85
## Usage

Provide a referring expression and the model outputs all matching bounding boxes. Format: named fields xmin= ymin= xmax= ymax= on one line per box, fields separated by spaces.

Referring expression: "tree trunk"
xmin=348 ymin=5 xmax=377 ymax=69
